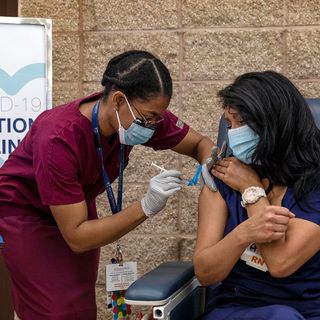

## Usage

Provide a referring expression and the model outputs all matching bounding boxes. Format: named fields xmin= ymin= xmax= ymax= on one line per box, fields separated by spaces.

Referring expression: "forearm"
xmin=245 ymin=198 xmax=289 ymax=274
xmin=69 ymin=202 xmax=147 ymax=253
xmin=194 ymin=224 xmax=250 ymax=285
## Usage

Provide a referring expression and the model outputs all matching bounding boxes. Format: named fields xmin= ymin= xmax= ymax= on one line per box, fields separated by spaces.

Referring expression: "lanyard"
xmin=92 ymin=100 xmax=125 ymax=214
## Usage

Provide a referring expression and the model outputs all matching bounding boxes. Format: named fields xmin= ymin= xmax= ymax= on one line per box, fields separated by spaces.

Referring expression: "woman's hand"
xmin=212 ymin=157 xmax=262 ymax=193
xmin=239 ymin=205 xmax=295 ymax=243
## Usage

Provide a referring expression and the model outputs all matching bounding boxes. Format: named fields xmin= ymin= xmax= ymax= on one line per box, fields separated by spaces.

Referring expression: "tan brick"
xmin=288 ymin=0 xmax=320 ymax=25
xmin=182 ymin=0 xmax=284 ymax=27
xmin=124 ymin=146 xmax=180 ymax=183
xmin=83 ymin=0 xmax=178 ymax=31
xmin=179 ymin=237 xmax=196 ymax=261
xmin=83 ymin=32 xmax=179 ymax=82
xmin=96 ymin=182 xmax=179 ymax=234
xmin=180 ymin=186 xmax=199 ymax=234
xmin=124 ymin=183 xmax=180 ymax=235
xmin=287 ymin=30 xmax=320 ymax=79
xmin=181 ymin=82 xmax=226 ymax=135
xmin=183 ymin=31 xmax=283 ymax=80
xmin=294 ymin=81 xmax=320 ymax=98
xmin=83 ymin=82 xmax=104 ymax=97
xmin=98 ymin=235 xmax=180 ymax=284
xmin=53 ymin=34 xmax=80 ymax=82
xmin=19 ymin=0 xmax=79 ymax=32
xmin=52 ymin=82 xmax=81 ymax=107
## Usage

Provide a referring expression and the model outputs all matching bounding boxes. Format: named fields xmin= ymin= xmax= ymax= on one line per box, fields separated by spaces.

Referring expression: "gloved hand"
xmin=200 ymin=141 xmax=228 ymax=191
xmin=141 ymin=170 xmax=182 ymax=217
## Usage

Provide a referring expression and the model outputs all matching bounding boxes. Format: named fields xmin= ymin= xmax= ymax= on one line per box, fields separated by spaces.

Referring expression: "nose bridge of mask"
xmin=228 ymin=125 xmax=258 ymax=142
xmin=227 ymin=125 xmax=259 ymax=164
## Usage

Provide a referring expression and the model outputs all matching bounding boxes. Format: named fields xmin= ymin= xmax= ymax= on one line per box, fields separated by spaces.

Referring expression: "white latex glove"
xmin=200 ymin=141 xmax=228 ymax=191
xmin=141 ymin=170 xmax=182 ymax=217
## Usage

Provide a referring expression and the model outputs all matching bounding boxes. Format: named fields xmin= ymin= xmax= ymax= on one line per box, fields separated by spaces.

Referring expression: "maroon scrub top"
xmin=0 ymin=92 xmax=189 ymax=320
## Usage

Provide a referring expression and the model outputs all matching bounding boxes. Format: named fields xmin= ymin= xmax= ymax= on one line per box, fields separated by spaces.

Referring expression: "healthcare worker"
xmin=0 ymin=50 xmax=215 ymax=320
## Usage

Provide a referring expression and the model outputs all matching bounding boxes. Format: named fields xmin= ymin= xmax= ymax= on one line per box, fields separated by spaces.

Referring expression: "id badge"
xmin=106 ymin=261 xmax=137 ymax=319
xmin=240 ymin=243 xmax=268 ymax=272
xmin=106 ymin=261 xmax=138 ymax=292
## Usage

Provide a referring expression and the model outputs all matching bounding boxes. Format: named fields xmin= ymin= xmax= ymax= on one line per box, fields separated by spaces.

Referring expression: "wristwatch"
xmin=241 ymin=186 xmax=267 ymax=208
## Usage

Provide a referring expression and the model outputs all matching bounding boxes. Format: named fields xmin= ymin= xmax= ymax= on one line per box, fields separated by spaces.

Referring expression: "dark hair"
xmin=101 ymin=50 xmax=172 ymax=101
xmin=218 ymin=70 xmax=320 ymax=200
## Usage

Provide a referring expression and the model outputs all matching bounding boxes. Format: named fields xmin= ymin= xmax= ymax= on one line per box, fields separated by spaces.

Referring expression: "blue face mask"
xmin=115 ymin=96 xmax=155 ymax=146
xmin=227 ymin=125 xmax=259 ymax=164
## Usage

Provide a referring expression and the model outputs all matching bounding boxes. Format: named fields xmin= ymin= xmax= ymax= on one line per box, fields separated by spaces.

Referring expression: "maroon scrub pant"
xmin=0 ymin=205 xmax=99 ymax=320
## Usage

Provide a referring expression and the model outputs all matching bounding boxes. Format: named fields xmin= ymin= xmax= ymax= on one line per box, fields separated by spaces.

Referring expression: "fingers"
xmin=161 ymin=177 xmax=181 ymax=184
xmin=272 ymin=215 xmax=291 ymax=225
xmin=157 ymin=170 xmax=182 ymax=178
xmin=266 ymin=205 xmax=295 ymax=218
xmin=217 ymin=140 xmax=228 ymax=159
xmin=271 ymin=223 xmax=288 ymax=233
xmin=210 ymin=146 xmax=219 ymax=159
xmin=162 ymin=187 xmax=182 ymax=196
xmin=270 ymin=231 xmax=286 ymax=241
xmin=205 ymin=147 xmax=219 ymax=171
xmin=206 ymin=157 xmax=214 ymax=170
xmin=213 ymin=164 xmax=228 ymax=174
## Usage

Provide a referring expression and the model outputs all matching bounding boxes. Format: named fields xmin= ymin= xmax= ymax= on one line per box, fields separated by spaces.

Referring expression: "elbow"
xmin=70 ymin=244 xmax=87 ymax=254
xmin=64 ymin=233 xmax=89 ymax=254
xmin=193 ymin=255 xmax=226 ymax=286
xmin=195 ymin=272 xmax=216 ymax=287
xmin=267 ymin=259 xmax=296 ymax=278
xmin=68 ymin=241 xmax=87 ymax=254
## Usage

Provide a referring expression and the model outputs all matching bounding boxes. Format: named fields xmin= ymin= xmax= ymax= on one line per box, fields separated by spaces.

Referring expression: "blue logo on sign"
xmin=0 ymin=63 xmax=46 ymax=95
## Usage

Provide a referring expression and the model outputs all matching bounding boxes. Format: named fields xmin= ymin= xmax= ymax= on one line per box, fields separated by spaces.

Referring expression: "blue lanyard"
xmin=92 ymin=100 xmax=125 ymax=214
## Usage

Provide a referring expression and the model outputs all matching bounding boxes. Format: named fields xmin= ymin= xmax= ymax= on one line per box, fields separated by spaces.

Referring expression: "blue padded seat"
xmin=125 ymin=261 xmax=194 ymax=305
xmin=307 ymin=98 xmax=320 ymax=127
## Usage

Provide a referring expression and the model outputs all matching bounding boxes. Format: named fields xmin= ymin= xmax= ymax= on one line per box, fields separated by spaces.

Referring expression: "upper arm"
xmin=265 ymin=217 xmax=320 ymax=276
xmin=50 ymin=201 xmax=88 ymax=252
xmin=195 ymin=185 xmax=229 ymax=255
xmin=33 ymin=136 xmax=84 ymax=206
xmin=172 ymin=127 xmax=214 ymax=161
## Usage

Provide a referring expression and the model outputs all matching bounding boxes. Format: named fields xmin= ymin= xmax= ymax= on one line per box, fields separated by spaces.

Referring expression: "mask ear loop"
xmin=123 ymin=95 xmax=137 ymax=120
xmin=115 ymin=109 xmax=122 ymax=127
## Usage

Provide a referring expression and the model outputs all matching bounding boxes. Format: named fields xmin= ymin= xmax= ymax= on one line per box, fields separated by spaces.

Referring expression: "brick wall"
xmin=19 ymin=1 xmax=320 ymax=319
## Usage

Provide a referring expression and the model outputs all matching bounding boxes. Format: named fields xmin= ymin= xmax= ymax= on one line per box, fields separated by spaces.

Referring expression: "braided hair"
xmin=101 ymin=50 xmax=172 ymax=101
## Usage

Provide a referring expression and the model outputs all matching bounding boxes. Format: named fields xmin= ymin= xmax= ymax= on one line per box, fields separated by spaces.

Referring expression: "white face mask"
xmin=115 ymin=96 xmax=155 ymax=145
xmin=227 ymin=125 xmax=260 ymax=164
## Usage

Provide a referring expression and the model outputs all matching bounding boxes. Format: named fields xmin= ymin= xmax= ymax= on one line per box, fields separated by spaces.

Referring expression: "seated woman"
xmin=194 ymin=71 xmax=320 ymax=320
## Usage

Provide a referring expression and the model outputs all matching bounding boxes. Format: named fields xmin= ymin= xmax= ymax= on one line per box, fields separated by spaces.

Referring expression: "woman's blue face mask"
xmin=227 ymin=125 xmax=259 ymax=164
xmin=115 ymin=96 xmax=155 ymax=146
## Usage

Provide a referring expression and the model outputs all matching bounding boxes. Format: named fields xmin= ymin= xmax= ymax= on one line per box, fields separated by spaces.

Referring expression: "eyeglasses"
xmin=130 ymin=102 xmax=164 ymax=128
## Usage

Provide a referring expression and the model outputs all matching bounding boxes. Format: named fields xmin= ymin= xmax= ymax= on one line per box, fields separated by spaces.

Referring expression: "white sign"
xmin=106 ymin=262 xmax=138 ymax=291
xmin=0 ymin=17 xmax=52 ymax=167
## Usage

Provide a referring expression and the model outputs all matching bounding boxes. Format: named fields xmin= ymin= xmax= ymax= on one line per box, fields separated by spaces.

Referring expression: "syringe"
xmin=151 ymin=162 xmax=192 ymax=186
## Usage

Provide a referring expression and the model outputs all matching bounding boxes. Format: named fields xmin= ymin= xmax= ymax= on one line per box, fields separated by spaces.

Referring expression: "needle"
xmin=151 ymin=162 xmax=167 ymax=171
